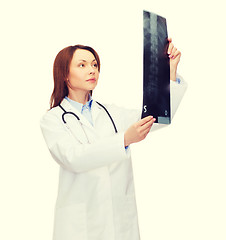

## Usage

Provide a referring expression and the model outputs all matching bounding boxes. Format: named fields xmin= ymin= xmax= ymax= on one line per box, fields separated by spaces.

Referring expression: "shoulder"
xmin=40 ymin=105 xmax=63 ymax=128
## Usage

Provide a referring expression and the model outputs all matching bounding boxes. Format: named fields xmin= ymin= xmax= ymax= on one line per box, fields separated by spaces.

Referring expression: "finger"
xmin=144 ymin=125 xmax=152 ymax=136
xmin=168 ymin=37 xmax=172 ymax=43
xmin=141 ymin=120 xmax=155 ymax=137
xmin=172 ymin=50 xmax=181 ymax=59
xmin=138 ymin=116 xmax=153 ymax=126
xmin=169 ymin=47 xmax=177 ymax=58
xmin=139 ymin=118 xmax=156 ymax=132
xmin=168 ymin=42 xmax=174 ymax=55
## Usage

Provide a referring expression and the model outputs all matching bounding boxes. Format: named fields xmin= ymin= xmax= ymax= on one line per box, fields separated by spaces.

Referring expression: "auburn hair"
xmin=50 ymin=45 xmax=100 ymax=109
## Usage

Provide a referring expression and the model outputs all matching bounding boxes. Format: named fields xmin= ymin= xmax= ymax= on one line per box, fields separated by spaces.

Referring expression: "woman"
xmin=40 ymin=39 xmax=185 ymax=240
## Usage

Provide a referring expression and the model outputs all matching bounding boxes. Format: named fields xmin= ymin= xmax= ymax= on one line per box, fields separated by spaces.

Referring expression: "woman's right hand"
xmin=124 ymin=116 xmax=156 ymax=147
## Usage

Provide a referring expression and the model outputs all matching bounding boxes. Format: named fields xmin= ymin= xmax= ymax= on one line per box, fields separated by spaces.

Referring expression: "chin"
xmin=89 ymin=83 xmax=98 ymax=90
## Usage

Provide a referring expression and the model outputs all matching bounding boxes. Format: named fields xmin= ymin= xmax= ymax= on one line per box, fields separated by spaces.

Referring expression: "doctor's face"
xmin=67 ymin=49 xmax=99 ymax=93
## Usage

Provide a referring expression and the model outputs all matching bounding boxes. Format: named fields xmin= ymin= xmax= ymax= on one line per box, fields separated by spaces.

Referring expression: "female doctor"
xmin=40 ymin=39 xmax=186 ymax=240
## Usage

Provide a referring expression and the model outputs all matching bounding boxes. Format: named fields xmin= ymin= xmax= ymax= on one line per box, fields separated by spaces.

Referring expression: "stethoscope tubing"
xmin=59 ymin=104 xmax=80 ymax=123
xmin=58 ymin=101 xmax=118 ymax=133
xmin=95 ymin=101 xmax=118 ymax=133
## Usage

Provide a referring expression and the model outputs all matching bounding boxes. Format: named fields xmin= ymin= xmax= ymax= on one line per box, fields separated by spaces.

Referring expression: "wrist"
xmin=170 ymin=68 xmax=177 ymax=81
xmin=124 ymin=133 xmax=131 ymax=147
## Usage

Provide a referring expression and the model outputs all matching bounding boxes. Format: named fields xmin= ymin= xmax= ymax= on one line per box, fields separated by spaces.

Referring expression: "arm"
xmin=168 ymin=38 xmax=188 ymax=119
xmin=168 ymin=37 xmax=181 ymax=82
xmin=40 ymin=111 xmax=129 ymax=173
xmin=124 ymin=39 xmax=187 ymax=138
xmin=150 ymin=38 xmax=187 ymax=131
xmin=170 ymin=74 xmax=187 ymax=119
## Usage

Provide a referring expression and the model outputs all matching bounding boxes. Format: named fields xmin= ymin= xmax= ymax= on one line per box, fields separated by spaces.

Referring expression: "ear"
xmin=65 ymin=78 xmax=69 ymax=85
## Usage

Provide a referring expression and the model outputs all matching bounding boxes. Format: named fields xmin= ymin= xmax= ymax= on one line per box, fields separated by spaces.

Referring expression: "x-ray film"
xmin=142 ymin=10 xmax=171 ymax=124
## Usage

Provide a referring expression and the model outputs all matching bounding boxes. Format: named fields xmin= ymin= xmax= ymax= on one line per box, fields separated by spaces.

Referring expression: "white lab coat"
xmin=40 ymin=78 xmax=187 ymax=240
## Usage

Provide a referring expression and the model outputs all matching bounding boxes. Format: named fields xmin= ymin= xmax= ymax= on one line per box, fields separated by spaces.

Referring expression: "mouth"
xmin=86 ymin=78 xmax=96 ymax=82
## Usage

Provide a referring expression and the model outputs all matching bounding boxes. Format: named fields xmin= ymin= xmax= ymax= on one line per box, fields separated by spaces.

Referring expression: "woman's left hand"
xmin=168 ymin=37 xmax=181 ymax=81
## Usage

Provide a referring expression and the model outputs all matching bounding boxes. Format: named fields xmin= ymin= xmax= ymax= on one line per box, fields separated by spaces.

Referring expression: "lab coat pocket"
xmin=53 ymin=203 xmax=87 ymax=240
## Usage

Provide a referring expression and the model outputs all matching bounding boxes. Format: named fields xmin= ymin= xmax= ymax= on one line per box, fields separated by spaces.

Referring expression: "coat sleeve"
xmin=40 ymin=111 xmax=130 ymax=173
xmin=170 ymin=75 xmax=188 ymax=119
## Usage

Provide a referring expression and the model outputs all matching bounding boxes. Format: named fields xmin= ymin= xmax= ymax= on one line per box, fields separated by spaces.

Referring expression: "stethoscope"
xmin=58 ymin=102 xmax=118 ymax=137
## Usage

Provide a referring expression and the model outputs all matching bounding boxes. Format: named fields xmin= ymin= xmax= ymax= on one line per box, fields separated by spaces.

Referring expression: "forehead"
xmin=72 ymin=49 xmax=96 ymax=62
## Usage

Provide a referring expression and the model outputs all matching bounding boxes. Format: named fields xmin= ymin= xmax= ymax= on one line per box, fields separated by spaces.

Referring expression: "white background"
xmin=1 ymin=0 xmax=225 ymax=239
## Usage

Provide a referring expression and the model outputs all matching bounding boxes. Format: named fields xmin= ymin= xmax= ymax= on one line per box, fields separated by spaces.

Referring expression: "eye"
xmin=79 ymin=64 xmax=85 ymax=68
xmin=93 ymin=63 xmax=98 ymax=68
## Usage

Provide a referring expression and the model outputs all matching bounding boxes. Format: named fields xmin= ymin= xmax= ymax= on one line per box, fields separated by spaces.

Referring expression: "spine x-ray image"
xmin=142 ymin=10 xmax=171 ymax=124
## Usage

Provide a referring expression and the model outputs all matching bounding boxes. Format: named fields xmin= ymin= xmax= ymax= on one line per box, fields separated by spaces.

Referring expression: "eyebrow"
xmin=78 ymin=59 xmax=97 ymax=62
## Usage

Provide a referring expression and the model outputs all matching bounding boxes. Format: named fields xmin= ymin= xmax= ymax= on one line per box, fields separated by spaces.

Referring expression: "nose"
xmin=89 ymin=65 xmax=95 ymax=75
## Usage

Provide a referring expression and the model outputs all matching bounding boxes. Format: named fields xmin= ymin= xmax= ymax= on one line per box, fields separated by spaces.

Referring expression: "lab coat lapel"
xmin=60 ymin=98 xmax=94 ymax=130
xmin=60 ymin=98 xmax=100 ymax=143
xmin=91 ymin=101 xmax=103 ymax=127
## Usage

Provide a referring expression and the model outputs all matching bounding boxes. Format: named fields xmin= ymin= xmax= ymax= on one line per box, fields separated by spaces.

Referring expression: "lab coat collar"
xmin=64 ymin=95 xmax=93 ymax=114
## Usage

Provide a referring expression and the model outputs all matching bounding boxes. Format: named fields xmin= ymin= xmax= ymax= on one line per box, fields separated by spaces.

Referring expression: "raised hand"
xmin=168 ymin=37 xmax=181 ymax=81
xmin=124 ymin=116 xmax=156 ymax=147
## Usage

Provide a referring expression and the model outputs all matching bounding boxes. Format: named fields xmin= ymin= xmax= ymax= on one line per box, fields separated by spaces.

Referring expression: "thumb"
xmin=168 ymin=37 xmax=172 ymax=43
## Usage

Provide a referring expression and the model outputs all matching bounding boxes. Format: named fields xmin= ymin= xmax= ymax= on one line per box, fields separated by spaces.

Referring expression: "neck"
xmin=68 ymin=90 xmax=90 ymax=105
